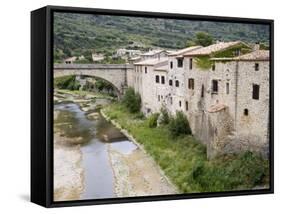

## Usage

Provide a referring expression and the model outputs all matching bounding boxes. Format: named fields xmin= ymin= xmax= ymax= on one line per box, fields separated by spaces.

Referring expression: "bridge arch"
xmin=53 ymin=64 xmax=133 ymax=97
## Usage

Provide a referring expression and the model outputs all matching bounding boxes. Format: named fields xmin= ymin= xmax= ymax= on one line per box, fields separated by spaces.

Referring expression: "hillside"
xmin=53 ymin=12 xmax=270 ymax=62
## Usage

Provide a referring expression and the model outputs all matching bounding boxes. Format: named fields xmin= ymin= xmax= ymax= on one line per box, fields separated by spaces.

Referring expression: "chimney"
xmin=253 ymin=42 xmax=260 ymax=51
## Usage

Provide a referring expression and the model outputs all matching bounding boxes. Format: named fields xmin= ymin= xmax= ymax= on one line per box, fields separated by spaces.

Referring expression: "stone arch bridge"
xmin=54 ymin=64 xmax=134 ymax=96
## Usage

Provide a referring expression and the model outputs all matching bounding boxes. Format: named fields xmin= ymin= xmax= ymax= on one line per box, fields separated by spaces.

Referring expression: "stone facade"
xmin=128 ymin=42 xmax=270 ymax=158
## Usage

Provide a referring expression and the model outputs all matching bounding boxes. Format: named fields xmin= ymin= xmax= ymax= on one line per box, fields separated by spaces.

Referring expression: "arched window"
xmin=175 ymin=80 xmax=179 ymax=87
xmin=244 ymin=109 xmax=249 ymax=116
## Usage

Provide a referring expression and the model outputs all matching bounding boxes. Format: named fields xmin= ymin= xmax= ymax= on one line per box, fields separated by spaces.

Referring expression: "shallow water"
xmin=110 ymin=140 xmax=138 ymax=155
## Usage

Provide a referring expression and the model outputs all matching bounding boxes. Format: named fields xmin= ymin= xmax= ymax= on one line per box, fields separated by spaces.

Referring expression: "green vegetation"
xmin=54 ymin=13 xmax=269 ymax=62
xmin=56 ymin=89 xmax=115 ymax=100
xmin=168 ymin=111 xmax=192 ymax=137
xmin=212 ymin=43 xmax=252 ymax=58
xmin=158 ymin=107 xmax=170 ymax=125
xmin=94 ymin=79 xmax=114 ymax=93
xmin=54 ymin=75 xmax=80 ymax=90
xmin=103 ymin=103 xmax=269 ymax=193
xmin=194 ymin=56 xmax=213 ymax=70
xmin=121 ymin=87 xmax=141 ymax=113
xmin=187 ymin=32 xmax=214 ymax=47
xmin=148 ymin=113 xmax=160 ymax=128
xmin=194 ymin=43 xmax=253 ymax=70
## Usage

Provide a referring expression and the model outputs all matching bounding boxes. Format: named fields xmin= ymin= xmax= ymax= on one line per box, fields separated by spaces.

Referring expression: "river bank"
xmin=101 ymin=110 xmax=178 ymax=196
xmin=102 ymin=103 xmax=270 ymax=193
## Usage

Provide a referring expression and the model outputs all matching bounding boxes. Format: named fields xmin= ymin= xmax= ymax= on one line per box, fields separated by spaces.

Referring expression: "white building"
xmin=128 ymin=42 xmax=270 ymax=158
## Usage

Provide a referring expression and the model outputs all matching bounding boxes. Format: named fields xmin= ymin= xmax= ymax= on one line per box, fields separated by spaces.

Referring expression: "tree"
xmin=54 ymin=75 xmax=80 ymax=90
xmin=194 ymin=32 xmax=213 ymax=47
xmin=122 ymin=87 xmax=141 ymax=113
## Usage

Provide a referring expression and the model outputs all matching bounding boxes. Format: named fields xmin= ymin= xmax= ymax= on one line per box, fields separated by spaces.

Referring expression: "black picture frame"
xmin=31 ymin=5 xmax=274 ymax=208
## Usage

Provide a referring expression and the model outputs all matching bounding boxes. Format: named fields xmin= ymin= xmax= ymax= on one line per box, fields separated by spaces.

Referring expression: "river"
xmin=53 ymin=92 xmax=177 ymax=201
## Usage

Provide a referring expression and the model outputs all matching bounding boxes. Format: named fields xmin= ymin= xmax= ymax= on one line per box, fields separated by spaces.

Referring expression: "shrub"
xmin=158 ymin=107 xmax=170 ymax=125
xmin=148 ymin=113 xmax=160 ymax=128
xmin=122 ymin=87 xmax=141 ymax=113
xmin=134 ymin=112 xmax=145 ymax=120
xmin=168 ymin=111 xmax=192 ymax=137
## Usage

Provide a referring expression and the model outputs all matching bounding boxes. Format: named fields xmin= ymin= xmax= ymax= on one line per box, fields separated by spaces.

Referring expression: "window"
xmin=234 ymin=49 xmax=241 ymax=56
xmin=201 ymin=84 xmax=204 ymax=98
xmin=185 ymin=101 xmax=188 ymax=111
xmin=169 ymin=79 xmax=173 ymax=86
xmin=145 ymin=66 xmax=147 ymax=73
xmin=226 ymin=82 xmax=230 ymax=94
xmin=155 ymin=75 xmax=159 ymax=83
xmin=170 ymin=61 xmax=173 ymax=69
xmin=212 ymin=80 xmax=218 ymax=93
xmin=161 ymin=76 xmax=165 ymax=84
xmin=158 ymin=95 xmax=160 ymax=102
xmin=244 ymin=109 xmax=249 ymax=116
xmin=255 ymin=63 xmax=259 ymax=71
xmin=212 ymin=64 xmax=215 ymax=71
xmin=177 ymin=58 xmax=183 ymax=68
xmin=175 ymin=80 xmax=179 ymax=87
xmin=188 ymin=78 xmax=194 ymax=90
xmin=179 ymin=101 xmax=182 ymax=107
xmin=170 ymin=97 xmax=173 ymax=105
xmin=189 ymin=58 xmax=193 ymax=70
xmin=252 ymin=84 xmax=260 ymax=100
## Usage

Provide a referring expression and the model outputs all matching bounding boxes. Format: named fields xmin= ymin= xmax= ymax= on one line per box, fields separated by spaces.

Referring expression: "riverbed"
xmin=53 ymin=91 xmax=177 ymax=201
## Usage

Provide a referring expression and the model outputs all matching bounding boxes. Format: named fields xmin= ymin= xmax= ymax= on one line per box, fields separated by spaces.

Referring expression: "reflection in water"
xmin=54 ymin=102 xmax=137 ymax=199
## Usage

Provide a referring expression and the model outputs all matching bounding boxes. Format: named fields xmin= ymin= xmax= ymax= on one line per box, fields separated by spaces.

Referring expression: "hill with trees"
xmin=54 ymin=12 xmax=270 ymax=63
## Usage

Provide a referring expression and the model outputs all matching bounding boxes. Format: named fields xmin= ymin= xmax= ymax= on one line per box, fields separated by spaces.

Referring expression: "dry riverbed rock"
xmin=54 ymin=134 xmax=84 ymax=201
xmin=86 ymin=112 xmax=100 ymax=120
xmin=108 ymin=144 xmax=177 ymax=197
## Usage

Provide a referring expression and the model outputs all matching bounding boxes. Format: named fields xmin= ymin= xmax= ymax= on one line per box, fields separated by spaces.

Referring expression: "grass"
xmin=103 ymin=103 xmax=270 ymax=193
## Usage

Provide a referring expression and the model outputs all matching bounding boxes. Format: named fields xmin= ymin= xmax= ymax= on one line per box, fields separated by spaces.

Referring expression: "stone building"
xmin=128 ymin=42 xmax=270 ymax=158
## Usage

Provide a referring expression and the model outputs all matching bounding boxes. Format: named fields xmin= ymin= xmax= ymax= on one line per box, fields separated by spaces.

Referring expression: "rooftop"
xmin=183 ymin=41 xmax=246 ymax=57
xmin=234 ymin=50 xmax=269 ymax=61
xmin=134 ymin=57 xmax=168 ymax=66
xmin=208 ymin=103 xmax=228 ymax=113
xmin=168 ymin=46 xmax=202 ymax=57
xmin=141 ymin=49 xmax=166 ymax=56
xmin=211 ymin=50 xmax=270 ymax=61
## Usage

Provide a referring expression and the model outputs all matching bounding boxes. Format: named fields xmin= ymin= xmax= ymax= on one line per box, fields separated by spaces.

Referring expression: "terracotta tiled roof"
xmin=234 ymin=50 xmax=269 ymax=61
xmin=168 ymin=46 xmax=202 ymax=57
xmin=134 ymin=57 xmax=168 ymax=66
xmin=208 ymin=103 xmax=227 ymax=113
xmin=141 ymin=49 xmax=166 ymax=56
xmin=211 ymin=50 xmax=270 ymax=61
xmin=183 ymin=41 xmax=246 ymax=56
